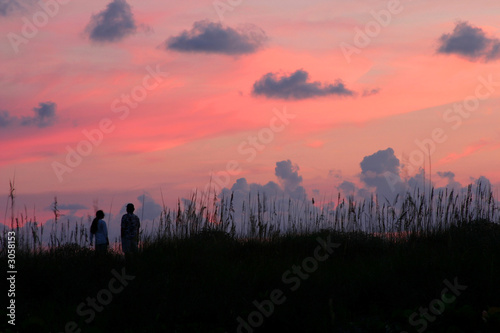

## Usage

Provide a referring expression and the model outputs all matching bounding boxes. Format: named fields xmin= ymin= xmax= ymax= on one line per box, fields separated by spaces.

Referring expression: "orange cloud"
xmin=438 ymin=139 xmax=491 ymax=164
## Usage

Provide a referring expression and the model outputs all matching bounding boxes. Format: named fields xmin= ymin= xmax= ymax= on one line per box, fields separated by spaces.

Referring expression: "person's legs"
xmin=94 ymin=244 xmax=108 ymax=277
xmin=122 ymin=238 xmax=131 ymax=253
xmin=130 ymin=240 xmax=138 ymax=253
xmin=125 ymin=239 xmax=138 ymax=273
xmin=96 ymin=244 xmax=107 ymax=253
xmin=122 ymin=238 xmax=132 ymax=269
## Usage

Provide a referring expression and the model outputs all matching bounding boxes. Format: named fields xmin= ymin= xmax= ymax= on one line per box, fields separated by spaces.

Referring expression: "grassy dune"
xmin=1 ymin=184 xmax=500 ymax=332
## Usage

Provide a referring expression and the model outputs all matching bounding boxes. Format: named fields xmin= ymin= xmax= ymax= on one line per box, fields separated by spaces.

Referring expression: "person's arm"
xmin=137 ymin=217 xmax=141 ymax=240
xmin=103 ymin=220 xmax=108 ymax=239
xmin=102 ymin=220 xmax=109 ymax=245
xmin=121 ymin=215 xmax=126 ymax=238
xmin=90 ymin=228 xmax=94 ymax=245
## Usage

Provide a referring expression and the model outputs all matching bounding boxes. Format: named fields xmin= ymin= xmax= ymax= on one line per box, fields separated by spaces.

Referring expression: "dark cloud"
xmin=275 ymin=160 xmax=302 ymax=191
xmin=219 ymin=161 xmax=308 ymax=233
xmin=275 ymin=160 xmax=306 ymax=199
xmin=223 ymin=161 xmax=305 ymax=204
xmin=221 ymin=160 xmax=307 ymax=210
xmin=165 ymin=21 xmax=266 ymax=55
xmin=57 ymin=203 xmax=88 ymax=211
xmin=228 ymin=177 xmax=283 ymax=199
xmin=1 ymin=102 xmax=57 ymax=128
xmin=0 ymin=0 xmax=18 ymax=16
xmin=362 ymin=88 xmax=380 ymax=97
xmin=44 ymin=203 xmax=88 ymax=216
xmin=406 ymin=168 xmax=426 ymax=192
xmin=328 ymin=169 xmax=342 ymax=180
xmin=0 ymin=110 xmax=15 ymax=127
xmin=231 ymin=177 xmax=249 ymax=193
xmin=337 ymin=181 xmax=357 ymax=195
xmin=360 ymin=148 xmax=400 ymax=175
xmin=360 ymin=148 xmax=406 ymax=200
xmin=0 ymin=0 xmax=33 ymax=16
xmin=437 ymin=21 xmax=500 ymax=62
xmin=437 ymin=171 xmax=455 ymax=180
xmin=437 ymin=171 xmax=462 ymax=192
xmin=472 ymin=175 xmax=492 ymax=189
xmin=250 ymin=181 xmax=282 ymax=197
xmin=355 ymin=150 xmax=497 ymax=204
xmin=85 ymin=0 xmax=137 ymax=43
xmin=228 ymin=177 xmax=279 ymax=198
xmin=212 ymin=151 xmax=498 ymax=235
xmin=252 ymin=69 xmax=355 ymax=100
xmin=135 ymin=193 xmax=163 ymax=222
xmin=21 ymin=102 xmax=57 ymax=128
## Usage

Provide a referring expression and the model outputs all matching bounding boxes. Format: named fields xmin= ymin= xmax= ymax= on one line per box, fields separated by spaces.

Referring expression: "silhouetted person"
xmin=90 ymin=210 xmax=109 ymax=254
xmin=121 ymin=203 xmax=140 ymax=269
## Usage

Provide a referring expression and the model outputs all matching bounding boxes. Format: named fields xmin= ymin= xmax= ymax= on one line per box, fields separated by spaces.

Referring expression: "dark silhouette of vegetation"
xmin=1 ymin=182 xmax=499 ymax=332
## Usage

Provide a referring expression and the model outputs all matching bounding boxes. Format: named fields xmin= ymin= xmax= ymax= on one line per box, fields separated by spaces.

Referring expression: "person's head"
xmin=126 ymin=203 xmax=135 ymax=214
xmin=96 ymin=210 xmax=105 ymax=219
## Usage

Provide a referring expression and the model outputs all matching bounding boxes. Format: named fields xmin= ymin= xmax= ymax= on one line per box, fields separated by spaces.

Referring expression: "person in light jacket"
xmin=90 ymin=210 xmax=109 ymax=253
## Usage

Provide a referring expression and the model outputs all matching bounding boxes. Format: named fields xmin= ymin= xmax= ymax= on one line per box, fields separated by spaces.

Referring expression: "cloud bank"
xmin=219 ymin=148 xmax=495 ymax=221
xmin=222 ymin=159 xmax=307 ymax=202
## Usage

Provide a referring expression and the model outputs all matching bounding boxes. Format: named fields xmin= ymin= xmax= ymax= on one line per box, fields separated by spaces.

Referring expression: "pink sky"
xmin=1 ymin=0 xmax=499 ymax=226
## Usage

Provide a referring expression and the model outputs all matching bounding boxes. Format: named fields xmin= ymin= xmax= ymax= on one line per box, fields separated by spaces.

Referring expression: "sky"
xmin=1 ymin=0 xmax=500 ymax=232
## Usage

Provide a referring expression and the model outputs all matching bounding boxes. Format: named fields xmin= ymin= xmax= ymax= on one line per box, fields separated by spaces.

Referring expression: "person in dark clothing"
xmin=121 ymin=203 xmax=140 ymax=268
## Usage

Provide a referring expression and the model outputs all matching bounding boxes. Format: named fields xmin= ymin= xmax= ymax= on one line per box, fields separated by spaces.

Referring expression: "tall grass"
xmin=2 ymin=180 xmax=500 ymax=333
xmin=1 ymin=179 xmax=498 ymax=255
